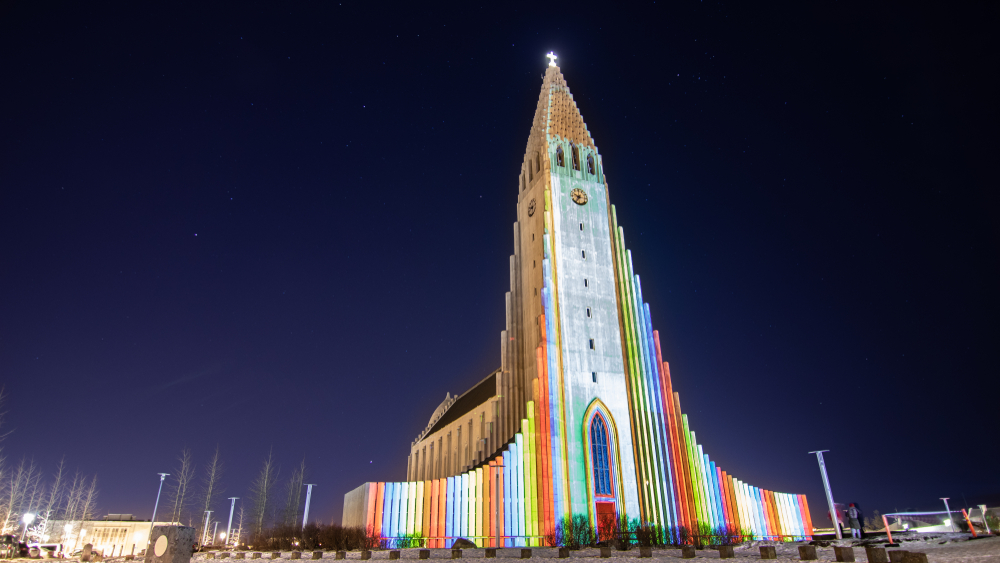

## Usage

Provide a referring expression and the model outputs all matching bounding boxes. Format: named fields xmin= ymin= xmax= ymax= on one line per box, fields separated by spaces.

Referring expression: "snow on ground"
xmin=178 ymin=534 xmax=999 ymax=563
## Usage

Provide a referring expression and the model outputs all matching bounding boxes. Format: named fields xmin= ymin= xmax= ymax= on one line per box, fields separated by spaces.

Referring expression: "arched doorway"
xmin=588 ymin=410 xmax=618 ymax=539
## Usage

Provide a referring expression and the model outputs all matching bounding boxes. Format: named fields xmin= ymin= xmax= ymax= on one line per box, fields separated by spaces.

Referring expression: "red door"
xmin=596 ymin=501 xmax=617 ymax=541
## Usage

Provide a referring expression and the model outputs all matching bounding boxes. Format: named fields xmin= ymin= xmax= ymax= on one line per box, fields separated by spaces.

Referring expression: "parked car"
xmin=29 ymin=543 xmax=64 ymax=558
xmin=0 ymin=536 xmax=29 ymax=558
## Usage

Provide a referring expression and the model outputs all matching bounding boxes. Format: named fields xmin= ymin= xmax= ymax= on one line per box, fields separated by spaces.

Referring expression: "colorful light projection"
xmin=350 ymin=209 xmax=812 ymax=546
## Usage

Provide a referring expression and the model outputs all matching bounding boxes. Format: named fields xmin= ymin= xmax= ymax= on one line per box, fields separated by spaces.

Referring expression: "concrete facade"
xmin=343 ymin=61 xmax=811 ymax=546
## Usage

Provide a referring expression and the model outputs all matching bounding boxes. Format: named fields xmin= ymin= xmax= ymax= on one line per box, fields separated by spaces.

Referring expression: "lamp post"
xmin=808 ymin=451 xmax=841 ymax=540
xmin=147 ymin=473 xmax=170 ymax=555
xmin=302 ymin=485 xmax=316 ymax=530
xmin=20 ymin=513 xmax=35 ymax=542
xmin=226 ymin=498 xmax=239 ymax=547
xmin=941 ymin=498 xmax=955 ymax=532
xmin=201 ymin=511 xmax=213 ymax=546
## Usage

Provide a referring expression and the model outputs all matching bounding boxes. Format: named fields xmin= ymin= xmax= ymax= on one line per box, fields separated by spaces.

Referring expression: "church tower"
xmin=501 ymin=57 xmax=641 ymax=526
xmin=343 ymin=57 xmax=813 ymax=547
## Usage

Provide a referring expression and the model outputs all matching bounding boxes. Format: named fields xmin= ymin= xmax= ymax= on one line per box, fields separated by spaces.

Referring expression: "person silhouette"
xmin=847 ymin=503 xmax=862 ymax=539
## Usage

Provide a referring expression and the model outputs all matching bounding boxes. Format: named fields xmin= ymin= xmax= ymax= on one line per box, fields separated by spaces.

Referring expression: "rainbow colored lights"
xmin=346 ymin=206 xmax=812 ymax=545
xmin=344 ymin=64 xmax=812 ymax=546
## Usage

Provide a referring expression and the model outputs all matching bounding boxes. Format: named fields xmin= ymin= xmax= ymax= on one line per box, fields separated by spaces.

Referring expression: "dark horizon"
xmin=0 ymin=1 xmax=996 ymax=528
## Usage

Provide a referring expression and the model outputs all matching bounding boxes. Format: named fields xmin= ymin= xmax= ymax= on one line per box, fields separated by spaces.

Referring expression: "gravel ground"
xmin=180 ymin=534 xmax=998 ymax=563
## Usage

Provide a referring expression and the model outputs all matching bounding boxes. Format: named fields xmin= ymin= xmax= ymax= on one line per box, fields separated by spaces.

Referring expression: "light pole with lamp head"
xmin=146 ymin=473 xmax=170 ymax=556
xmin=302 ymin=485 xmax=316 ymax=530
xmin=226 ymin=498 xmax=239 ymax=547
xmin=20 ymin=513 xmax=35 ymax=542
xmin=941 ymin=498 xmax=955 ymax=532
xmin=201 ymin=511 xmax=213 ymax=546
xmin=808 ymin=450 xmax=842 ymax=540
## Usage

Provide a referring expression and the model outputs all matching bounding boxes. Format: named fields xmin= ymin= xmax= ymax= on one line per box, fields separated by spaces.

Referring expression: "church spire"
xmin=519 ymin=56 xmax=598 ymax=192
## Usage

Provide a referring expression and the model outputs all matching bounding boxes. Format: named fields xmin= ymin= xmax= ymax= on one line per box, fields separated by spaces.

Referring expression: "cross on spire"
xmin=546 ymin=52 xmax=557 ymax=67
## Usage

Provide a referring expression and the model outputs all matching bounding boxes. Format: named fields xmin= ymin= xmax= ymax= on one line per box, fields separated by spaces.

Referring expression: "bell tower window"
xmin=587 ymin=155 xmax=596 ymax=175
xmin=571 ymin=144 xmax=580 ymax=170
xmin=556 ymin=146 xmax=564 ymax=167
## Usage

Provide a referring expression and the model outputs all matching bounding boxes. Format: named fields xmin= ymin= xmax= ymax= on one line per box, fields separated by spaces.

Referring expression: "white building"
xmin=47 ymin=515 xmax=179 ymax=557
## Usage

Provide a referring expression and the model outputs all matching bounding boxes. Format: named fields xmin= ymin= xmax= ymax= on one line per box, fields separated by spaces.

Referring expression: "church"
xmin=343 ymin=55 xmax=813 ymax=546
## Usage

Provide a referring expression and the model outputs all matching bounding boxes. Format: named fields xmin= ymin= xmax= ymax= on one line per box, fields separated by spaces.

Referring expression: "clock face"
xmin=527 ymin=198 xmax=536 ymax=216
xmin=571 ymin=188 xmax=589 ymax=205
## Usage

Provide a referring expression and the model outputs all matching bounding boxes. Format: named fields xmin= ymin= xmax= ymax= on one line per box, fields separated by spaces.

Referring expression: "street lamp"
xmin=201 ymin=511 xmax=213 ymax=545
xmin=808 ymin=450 xmax=842 ymax=540
xmin=226 ymin=498 xmax=239 ymax=547
xmin=941 ymin=498 xmax=955 ymax=532
xmin=146 ymin=473 xmax=170 ymax=556
xmin=302 ymin=485 xmax=317 ymax=530
xmin=20 ymin=513 xmax=35 ymax=542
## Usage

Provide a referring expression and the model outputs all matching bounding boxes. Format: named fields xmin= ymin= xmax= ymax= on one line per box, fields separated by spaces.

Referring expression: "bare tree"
xmin=62 ymin=472 xmax=85 ymax=523
xmin=167 ymin=448 xmax=195 ymax=523
xmin=234 ymin=504 xmax=245 ymax=547
xmin=78 ymin=476 xmax=98 ymax=524
xmin=1 ymin=457 xmax=40 ymax=534
xmin=247 ymin=450 xmax=278 ymax=537
xmin=195 ymin=446 xmax=224 ymax=535
xmin=42 ymin=459 xmax=67 ymax=519
xmin=0 ymin=386 xmax=10 ymax=443
xmin=281 ymin=458 xmax=306 ymax=527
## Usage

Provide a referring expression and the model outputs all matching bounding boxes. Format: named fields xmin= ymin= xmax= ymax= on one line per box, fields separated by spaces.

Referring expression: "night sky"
xmin=1 ymin=2 xmax=996 ymax=527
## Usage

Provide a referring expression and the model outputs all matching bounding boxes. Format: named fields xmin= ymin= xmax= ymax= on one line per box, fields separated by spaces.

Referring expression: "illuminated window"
xmin=590 ymin=415 xmax=612 ymax=496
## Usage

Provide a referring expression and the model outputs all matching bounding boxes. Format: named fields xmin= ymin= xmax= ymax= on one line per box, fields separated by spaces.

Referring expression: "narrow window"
xmin=534 ymin=287 xmax=537 ymax=296
xmin=532 ymin=233 xmax=535 ymax=241
xmin=580 ymin=222 xmax=584 ymax=231
xmin=585 ymin=278 xmax=589 ymax=287
xmin=533 ymin=260 xmax=536 ymax=268
xmin=586 ymin=307 xmax=591 ymax=318
xmin=592 ymin=372 xmax=598 ymax=383
xmin=556 ymin=146 xmax=565 ymax=167
xmin=528 ymin=166 xmax=533 ymax=182
xmin=590 ymin=415 xmax=613 ymax=496
xmin=589 ymin=339 xmax=595 ymax=350
xmin=536 ymin=154 xmax=541 ymax=171
xmin=587 ymin=155 xmax=596 ymax=175
xmin=571 ymin=143 xmax=580 ymax=170
xmin=582 ymin=250 xmax=586 ymax=259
